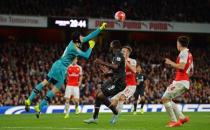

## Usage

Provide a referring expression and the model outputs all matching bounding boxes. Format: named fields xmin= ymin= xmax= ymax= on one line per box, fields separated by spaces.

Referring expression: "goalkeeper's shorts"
xmin=47 ymin=60 xmax=67 ymax=89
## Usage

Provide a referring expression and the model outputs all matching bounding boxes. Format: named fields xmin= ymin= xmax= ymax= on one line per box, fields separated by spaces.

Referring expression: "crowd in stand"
xmin=0 ymin=0 xmax=210 ymax=22
xmin=0 ymin=40 xmax=209 ymax=106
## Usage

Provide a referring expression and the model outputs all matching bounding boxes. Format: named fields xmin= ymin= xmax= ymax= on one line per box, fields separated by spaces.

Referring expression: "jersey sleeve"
xmin=76 ymin=48 xmax=92 ymax=59
xmin=179 ymin=50 xmax=188 ymax=63
xmin=82 ymin=28 xmax=101 ymax=43
xmin=130 ymin=59 xmax=137 ymax=67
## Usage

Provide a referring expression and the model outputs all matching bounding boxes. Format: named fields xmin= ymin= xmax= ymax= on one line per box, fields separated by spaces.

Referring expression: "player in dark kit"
xmin=132 ymin=64 xmax=146 ymax=115
xmin=84 ymin=40 xmax=126 ymax=124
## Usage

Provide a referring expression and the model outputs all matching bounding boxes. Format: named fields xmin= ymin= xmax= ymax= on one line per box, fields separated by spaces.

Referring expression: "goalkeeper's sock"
xmin=171 ymin=101 xmax=185 ymax=119
xmin=29 ymin=83 xmax=44 ymax=101
xmin=39 ymin=90 xmax=55 ymax=110
xmin=93 ymin=97 xmax=101 ymax=119
xmin=164 ymin=102 xmax=177 ymax=122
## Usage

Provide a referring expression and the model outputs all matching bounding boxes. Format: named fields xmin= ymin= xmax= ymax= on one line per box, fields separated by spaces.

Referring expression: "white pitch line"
xmin=1 ymin=127 xmax=146 ymax=130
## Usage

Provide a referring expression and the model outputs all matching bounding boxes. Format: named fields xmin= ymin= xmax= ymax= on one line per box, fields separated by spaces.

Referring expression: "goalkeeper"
xmin=25 ymin=23 xmax=107 ymax=118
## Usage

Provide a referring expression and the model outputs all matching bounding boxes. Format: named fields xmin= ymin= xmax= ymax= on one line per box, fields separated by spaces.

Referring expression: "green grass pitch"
xmin=0 ymin=112 xmax=209 ymax=130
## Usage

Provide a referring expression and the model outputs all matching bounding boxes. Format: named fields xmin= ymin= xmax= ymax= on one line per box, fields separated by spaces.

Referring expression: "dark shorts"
xmin=101 ymin=80 xmax=126 ymax=97
xmin=134 ymin=85 xmax=145 ymax=97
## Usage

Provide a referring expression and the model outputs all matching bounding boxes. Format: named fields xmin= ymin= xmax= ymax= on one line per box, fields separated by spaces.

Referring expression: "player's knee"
xmin=74 ymin=98 xmax=79 ymax=103
xmin=42 ymin=79 xmax=49 ymax=86
xmin=97 ymin=92 xmax=104 ymax=100
xmin=161 ymin=97 xmax=169 ymax=104
xmin=65 ymin=99 xmax=70 ymax=103
xmin=111 ymin=99 xmax=118 ymax=107
xmin=141 ymin=96 xmax=145 ymax=101
xmin=52 ymin=86 xmax=59 ymax=93
xmin=119 ymin=95 xmax=126 ymax=101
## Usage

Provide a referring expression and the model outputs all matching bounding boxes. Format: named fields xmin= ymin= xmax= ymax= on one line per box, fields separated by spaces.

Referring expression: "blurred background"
xmin=0 ymin=0 xmax=210 ymax=106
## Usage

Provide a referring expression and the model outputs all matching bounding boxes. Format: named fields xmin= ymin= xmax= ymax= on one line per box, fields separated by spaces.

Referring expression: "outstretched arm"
xmin=95 ymin=59 xmax=118 ymax=70
xmin=76 ymin=40 xmax=96 ymax=59
xmin=77 ymin=48 xmax=93 ymax=59
xmin=165 ymin=58 xmax=185 ymax=70
xmin=82 ymin=28 xmax=101 ymax=43
xmin=81 ymin=22 xmax=107 ymax=43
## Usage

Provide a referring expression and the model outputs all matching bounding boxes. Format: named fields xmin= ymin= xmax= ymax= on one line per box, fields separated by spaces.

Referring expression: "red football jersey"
xmin=66 ymin=64 xmax=82 ymax=87
xmin=126 ymin=58 xmax=137 ymax=86
xmin=175 ymin=49 xmax=193 ymax=81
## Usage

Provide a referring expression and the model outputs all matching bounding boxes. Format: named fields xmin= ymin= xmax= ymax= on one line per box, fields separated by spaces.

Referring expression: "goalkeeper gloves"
xmin=99 ymin=22 xmax=107 ymax=30
xmin=89 ymin=40 xmax=95 ymax=49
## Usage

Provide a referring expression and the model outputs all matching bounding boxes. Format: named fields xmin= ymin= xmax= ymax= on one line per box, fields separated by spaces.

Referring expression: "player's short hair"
xmin=177 ymin=36 xmax=190 ymax=47
xmin=122 ymin=45 xmax=132 ymax=53
xmin=72 ymin=31 xmax=81 ymax=43
xmin=111 ymin=40 xmax=121 ymax=49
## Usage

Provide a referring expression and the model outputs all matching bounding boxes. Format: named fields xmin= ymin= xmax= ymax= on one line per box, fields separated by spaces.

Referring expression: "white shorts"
xmin=112 ymin=85 xmax=136 ymax=100
xmin=173 ymin=80 xmax=190 ymax=89
xmin=64 ymin=86 xmax=80 ymax=99
xmin=162 ymin=81 xmax=188 ymax=99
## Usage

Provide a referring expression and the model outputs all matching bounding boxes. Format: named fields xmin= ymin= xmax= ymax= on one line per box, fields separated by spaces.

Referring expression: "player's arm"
xmin=95 ymin=59 xmax=118 ymax=70
xmin=98 ymin=65 xmax=114 ymax=76
xmin=77 ymin=40 xmax=95 ymax=59
xmin=165 ymin=58 xmax=186 ymax=70
xmin=126 ymin=59 xmax=136 ymax=73
xmin=165 ymin=50 xmax=188 ymax=70
xmin=97 ymin=53 xmax=124 ymax=70
xmin=81 ymin=22 xmax=107 ymax=43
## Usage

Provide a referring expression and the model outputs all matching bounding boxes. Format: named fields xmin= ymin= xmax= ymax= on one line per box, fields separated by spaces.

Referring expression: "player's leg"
xmin=84 ymin=90 xmax=102 ymax=123
xmin=84 ymin=81 xmax=119 ymax=124
xmin=64 ymin=86 xmax=72 ymax=118
xmin=35 ymin=75 xmax=63 ymax=118
xmin=162 ymin=84 xmax=177 ymax=122
xmin=73 ymin=87 xmax=80 ymax=114
xmin=64 ymin=98 xmax=70 ymax=118
xmin=161 ymin=83 xmax=186 ymax=127
xmin=97 ymin=90 xmax=120 ymax=124
xmin=116 ymin=86 xmax=136 ymax=113
xmin=25 ymin=79 xmax=49 ymax=112
xmin=133 ymin=91 xmax=139 ymax=114
xmin=35 ymin=85 xmax=59 ymax=118
xmin=116 ymin=95 xmax=125 ymax=112
xmin=139 ymin=96 xmax=145 ymax=114
xmin=110 ymin=86 xmax=136 ymax=124
xmin=170 ymin=83 xmax=189 ymax=124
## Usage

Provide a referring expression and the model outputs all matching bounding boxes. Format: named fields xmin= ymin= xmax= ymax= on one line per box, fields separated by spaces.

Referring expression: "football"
xmin=114 ymin=11 xmax=126 ymax=22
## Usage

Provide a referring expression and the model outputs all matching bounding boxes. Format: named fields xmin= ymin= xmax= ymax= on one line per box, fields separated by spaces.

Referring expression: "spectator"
xmin=0 ymin=41 xmax=209 ymax=105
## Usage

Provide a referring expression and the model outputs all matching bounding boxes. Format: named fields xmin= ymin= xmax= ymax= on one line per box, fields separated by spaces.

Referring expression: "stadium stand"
xmin=0 ymin=0 xmax=210 ymax=22
xmin=0 ymin=41 xmax=209 ymax=106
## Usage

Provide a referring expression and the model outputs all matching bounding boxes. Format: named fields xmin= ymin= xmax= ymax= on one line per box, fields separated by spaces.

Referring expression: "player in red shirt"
xmin=64 ymin=57 xmax=83 ymax=118
xmin=162 ymin=36 xmax=193 ymax=127
xmin=111 ymin=45 xmax=137 ymax=113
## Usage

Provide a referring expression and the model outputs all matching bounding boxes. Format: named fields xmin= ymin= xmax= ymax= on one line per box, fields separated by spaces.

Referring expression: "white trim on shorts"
xmin=64 ymin=85 xmax=80 ymax=99
xmin=173 ymin=80 xmax=190 ymax=89
xmin=112 ymin=85 xmax=136 ymax=100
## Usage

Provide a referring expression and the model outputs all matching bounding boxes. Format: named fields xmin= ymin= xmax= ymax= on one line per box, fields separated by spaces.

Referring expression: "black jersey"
xmin=136 ymin=73 xmax=145 ymax=87
xmin=135 ymin=73 xmax=146 ymax=96
xmin=101 ymin=50 xmax=126 ymax=97
xmin=112 ymin=50 xmax=126 ymax=83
